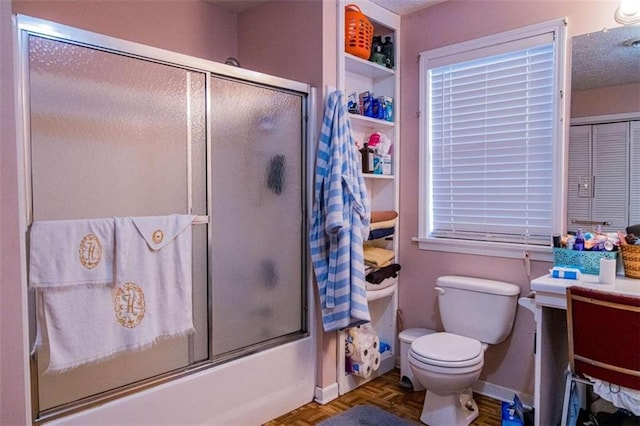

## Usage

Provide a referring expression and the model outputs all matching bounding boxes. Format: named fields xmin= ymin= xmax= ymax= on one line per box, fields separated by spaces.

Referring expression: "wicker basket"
xmin=621 ymin=245 xmax=640 ymax=279
xmin=345 ymin=4 xmax=373 ymax=60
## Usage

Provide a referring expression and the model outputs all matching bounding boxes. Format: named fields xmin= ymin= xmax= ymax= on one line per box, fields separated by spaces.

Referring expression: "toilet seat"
xmin=409 ymin=332 xmax=483 ymax=368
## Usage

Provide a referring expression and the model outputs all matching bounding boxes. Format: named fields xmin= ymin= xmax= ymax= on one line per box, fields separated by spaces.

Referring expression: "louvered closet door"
xmin=592 ymin=122 xmax=629 ymax=231
xmin=630 ymin=121 xmax=640 ymax=227
xmin=568 ymin=125 xmax=592 ymax=229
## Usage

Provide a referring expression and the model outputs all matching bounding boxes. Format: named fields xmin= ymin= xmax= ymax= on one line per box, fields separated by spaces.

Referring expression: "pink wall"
xmin=238 ymin=0 xmax=324 ymax=87
xmin=399 ymin=0 xmax=619 ymax=397
xmin=1 ymin=0 xmax=30 ymax=423
xmin=572 ymin=82 xmax=640 ymax=118
xmin=12 ymin=0 xmax=238 ymax=63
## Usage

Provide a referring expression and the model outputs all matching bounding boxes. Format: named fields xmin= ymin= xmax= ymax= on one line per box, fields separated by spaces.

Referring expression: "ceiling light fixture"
xmin=614 ymin=0 xmax=640 ymax=25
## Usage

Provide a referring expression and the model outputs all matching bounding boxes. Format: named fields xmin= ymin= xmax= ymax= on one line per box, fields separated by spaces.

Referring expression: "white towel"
xmin=30 ymin=215 xmax=195 ymax=373
xmin=114 ymin=214 xmax=196 ymax=347
xmin=29 ymin=218 xmax=116 ymax=362
xmin=587 ymin=375 xmax=640 ymax=415
xmin=29 ymin=218 xmax=115 ymax=288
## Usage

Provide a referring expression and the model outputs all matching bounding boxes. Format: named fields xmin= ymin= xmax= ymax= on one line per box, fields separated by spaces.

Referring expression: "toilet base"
xmin=419 ymin=388 xmax=479 ymax=426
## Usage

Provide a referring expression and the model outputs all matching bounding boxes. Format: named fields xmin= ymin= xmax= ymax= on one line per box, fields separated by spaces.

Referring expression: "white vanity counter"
xmin=531 ymin=272 xmax=640 ymax=309
xmin=529 ymin=272 xmax=640 ymax=426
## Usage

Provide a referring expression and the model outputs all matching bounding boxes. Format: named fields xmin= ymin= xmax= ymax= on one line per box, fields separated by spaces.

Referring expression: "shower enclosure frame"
xmin=14 ymin=14 xmax=316 ymax=424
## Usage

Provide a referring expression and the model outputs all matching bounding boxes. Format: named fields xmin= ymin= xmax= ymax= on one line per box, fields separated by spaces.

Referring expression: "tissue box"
xmin=501 ymin=395 xmax=524 ymax=426
xmin=501 ymin=401 xmax=524 ymax=426
xmin=553 ymin=248 xmax=617 ymax=275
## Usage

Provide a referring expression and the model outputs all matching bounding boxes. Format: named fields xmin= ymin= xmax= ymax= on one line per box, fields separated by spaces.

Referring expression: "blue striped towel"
xmin=309 ymin=90 xmax=371 ymax=332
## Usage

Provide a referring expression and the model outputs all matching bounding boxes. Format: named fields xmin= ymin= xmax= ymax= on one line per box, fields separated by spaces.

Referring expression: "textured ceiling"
xmin=207 ymin=0 xmax=444 ymax=15
xmin=572 ymin=25 xmax=640 ymax=91
xmin=369 ymin=0 xmax=446 ymax=15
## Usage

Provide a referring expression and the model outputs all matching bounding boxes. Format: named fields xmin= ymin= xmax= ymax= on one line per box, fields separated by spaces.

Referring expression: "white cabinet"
xmin=336 ymin=0 xmax=400 ymax=395
xmin=568 ymin=121 xmax=638 ymax=233
xmin=529 ymin=273 xmax=640 ymax=426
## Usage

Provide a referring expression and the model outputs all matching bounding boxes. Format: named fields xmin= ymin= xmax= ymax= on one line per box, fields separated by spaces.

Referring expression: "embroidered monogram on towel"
xmin=79 ymin=233 xmax=103 ymax=269
xmin=114 ymin=282 xmax=146 ymax=328
xmin=152 ymin=229 xmax=164 ymax=244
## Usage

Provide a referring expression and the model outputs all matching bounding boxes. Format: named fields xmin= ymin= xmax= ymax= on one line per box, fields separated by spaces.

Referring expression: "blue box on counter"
xmin=553 ymin=248 xmax=617 ymax=275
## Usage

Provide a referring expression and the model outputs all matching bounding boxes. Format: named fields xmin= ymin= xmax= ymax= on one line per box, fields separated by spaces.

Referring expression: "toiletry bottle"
xmin=360 ymin=143 xmax=374 ymax=173
xmin=574 ymin=229 xmax=585 ymax=251
xmin=369 ymin=36 xmax=382 ymax=62
xmin=382 ymin=36 xmax=394 ymax=69
xmin=566 ymin=236 xmax=575 ymax=250
xmin=372 ymin=44 xmax=386 ymax=66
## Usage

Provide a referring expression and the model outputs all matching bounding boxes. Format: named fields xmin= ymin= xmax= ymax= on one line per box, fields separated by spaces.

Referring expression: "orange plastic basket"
xmin=345 ymin=4 xmax=373 ymax=60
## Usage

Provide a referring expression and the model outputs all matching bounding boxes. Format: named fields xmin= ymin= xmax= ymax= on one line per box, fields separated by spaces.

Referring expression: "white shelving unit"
xmin=336 ymin=0 xmax=401 ymax=395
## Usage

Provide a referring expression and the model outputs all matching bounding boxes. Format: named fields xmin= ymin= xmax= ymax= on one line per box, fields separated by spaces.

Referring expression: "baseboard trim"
xmin=473 ymin=379 xmax=534 ymax=409
xmin=314 ymin=383 xmax=339 ymax=405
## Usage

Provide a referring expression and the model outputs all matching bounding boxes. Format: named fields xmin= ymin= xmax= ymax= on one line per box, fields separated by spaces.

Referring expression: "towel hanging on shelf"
xmin=309 ymin=90 xmax=371 ymax=332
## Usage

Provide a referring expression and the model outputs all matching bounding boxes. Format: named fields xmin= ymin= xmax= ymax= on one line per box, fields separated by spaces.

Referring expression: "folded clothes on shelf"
xmin=371 ymin=210 xmax=398 ymax=223
xmin=369 ymin=227 xmax=394 ymax=241
xmin=366 ymin=263 xmax=401 ymax=284
xmin=363 ymin=245 xmax=395 ymax=268
xmin=370 ymin=217 xmax=397 ymax=231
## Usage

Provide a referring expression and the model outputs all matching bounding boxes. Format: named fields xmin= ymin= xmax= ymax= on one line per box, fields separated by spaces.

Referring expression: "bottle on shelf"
xmin=369 ymin=37 xmax=386 ymax=66
xmin=382 ymin=36 xmax=394 ymax=69
xmin=369 ymin=36 xmax=382 ymax=63
xmin=574 ymin=229 xmax=585 ymax=251
xmin=369 ymin=36 xmax=384 ymax=65
xmin=360 ymin=143 xmax=374 ymax=173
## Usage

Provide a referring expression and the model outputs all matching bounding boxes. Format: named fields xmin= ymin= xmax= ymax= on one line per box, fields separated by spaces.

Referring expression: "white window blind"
xmin=419 ymin=22 xmax=564 ymax=249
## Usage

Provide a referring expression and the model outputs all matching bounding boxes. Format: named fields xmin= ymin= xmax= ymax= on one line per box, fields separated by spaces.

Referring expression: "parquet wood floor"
xmin=263 ymin=368 xmax=503 ymax=426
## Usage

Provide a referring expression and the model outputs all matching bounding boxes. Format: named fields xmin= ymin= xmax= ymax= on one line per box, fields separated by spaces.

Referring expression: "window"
xmin=416 ymin=20 xmax=567 ymax=260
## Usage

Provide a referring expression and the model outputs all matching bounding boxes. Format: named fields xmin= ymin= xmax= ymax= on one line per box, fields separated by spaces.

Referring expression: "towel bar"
xmin=193 ymin=215 xmax=209 ymax=224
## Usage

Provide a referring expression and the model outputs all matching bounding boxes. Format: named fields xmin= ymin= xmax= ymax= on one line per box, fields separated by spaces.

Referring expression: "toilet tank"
xmin=436 ymin=275 xmax=520 ymax=344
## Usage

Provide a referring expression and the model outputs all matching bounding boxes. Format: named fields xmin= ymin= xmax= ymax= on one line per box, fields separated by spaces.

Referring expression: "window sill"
xmin=412 ymin=236 xmax=554 ymax=262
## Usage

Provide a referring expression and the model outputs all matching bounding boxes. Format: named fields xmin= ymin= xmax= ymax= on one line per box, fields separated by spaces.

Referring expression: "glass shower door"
xmin=26 ymin=34 xmax=208 ymax=413
xmin=209 ymin=77 xmax=307 ymax=358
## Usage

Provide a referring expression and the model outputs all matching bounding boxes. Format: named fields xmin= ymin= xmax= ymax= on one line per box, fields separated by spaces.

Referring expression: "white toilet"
xmin=408 ymin=275 xmax=520 ymax=426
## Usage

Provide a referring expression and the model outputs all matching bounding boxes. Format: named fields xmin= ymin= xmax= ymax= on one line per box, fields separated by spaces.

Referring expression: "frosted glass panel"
xmin=29 ymin=36 xmax=199 ymax=218
xmin=210 ymin=77 xmax=305 ymax=356
xmin=28 ymin=35 xmax=208 ymax=410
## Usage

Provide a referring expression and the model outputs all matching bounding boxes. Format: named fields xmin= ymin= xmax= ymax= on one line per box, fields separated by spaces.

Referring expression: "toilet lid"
xmin=409 ymin=332 xmax=482 ymax=367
